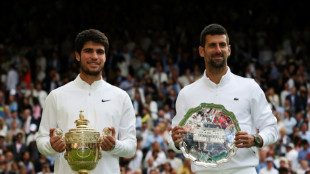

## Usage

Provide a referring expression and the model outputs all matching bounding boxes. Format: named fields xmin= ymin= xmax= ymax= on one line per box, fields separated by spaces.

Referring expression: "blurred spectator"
xmin=297 ymin=160 xmax=310 ymax=174
xmin=7 ymin=94 xmax=18 ymax=113
xmin=19 ymin=98 xmax=32 ymax=116
xmin=5 ymin=111 xmax=22 ymax=130
xmin=297 ymin=139 xmax=310 ymax=165
xmin=268 ymin=87 xmax=280 ymax=108
xmin=285 ymin=143 xmax=299 ymax=173
xmin=20 ymin=66 xmax=31 ymax=89
xmin=286 ymin=87 xmax=302 ymax=113
xmin=36 ymin=161 xmax=52 ymax=174
xmin=8 ymin=132 xmax=27 ymax=162
xmin=280 ymin=82 xmax=290 ymax=107
xmin=144 ymin=126 xmax=165 ymax=152
xmin=177 ymin=158 xmax=193 ymax=174
xmin=119 ymin=74 xmax=135 ymax=94
xmin=259 ymin=157 xmax=279 ymax=174
xmin=26 ymin=124 xmax=37 ymax=146
xmin=125 ymin=138 xmax=143 ymax=172
xmin=178 ymin=68 xmax=193 ymax=88
xmin=283 ymin=110 xmax=297 ymax=137
xmin=132 ymin=92 xmax=144 ymax=117
xmin=299 ymin=123 xmax=310 ymax=144
xmin=5 ymin=65 xmax=19 ymax=95
xmin=34 ymin=154 xmax=51 ymax=174
xmin=295 ymin=112 xmax=304 ymax=129
xmin=274 ymin=127 xmax=290 ymax=157
xmin=31 ymin=97 xmax=42 ymax=128
xmin=33 ymin=83 xmax=47 ymax=109
xmin=166 ymin=149 xmax=183 ymax=172
xmin=35 ymin=50 xmax=47 ymax=73
xmin=143 ymin=142 xmax=166 ymax=172
xmin=144 ymin=95 xmax=158 ymax=121
xmin=0 ymin=92 xmax=5 ymax=118
xmin=161 ymin=162 xmax=176 ymax=174
xmin=152 ymin=62 xmax=168 ymax=90
xmin=18 ymin=151 xmax=35 ymax=174
xmin=21 ymin=109 xmax=32 ymax=136
xmin=0 ymin=118 xmax=7 ymax=138
xmin=141 ymin=108 xmax=154 ymax=132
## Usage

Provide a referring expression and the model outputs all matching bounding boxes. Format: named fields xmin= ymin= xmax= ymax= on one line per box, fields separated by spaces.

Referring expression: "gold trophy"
xmin=54 ymin=111 xmax=111 ymax=174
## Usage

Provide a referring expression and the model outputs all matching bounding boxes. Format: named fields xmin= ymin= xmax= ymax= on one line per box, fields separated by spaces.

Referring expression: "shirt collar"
xmin=74 ymin=74 xmax=105 ymax=89
xmin=202 ymin=67 xmax=232 ymax=87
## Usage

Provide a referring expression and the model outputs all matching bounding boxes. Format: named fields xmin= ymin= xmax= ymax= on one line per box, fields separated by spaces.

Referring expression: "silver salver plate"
xmin=179 ymin=103 xmax=240 ymax=167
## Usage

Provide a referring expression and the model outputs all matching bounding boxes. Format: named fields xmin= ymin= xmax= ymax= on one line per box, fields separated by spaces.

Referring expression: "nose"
xmin=91 ymin=52 xmax=98 ymax=59
xmin=215 ymin=44 xmax=221 ymax=52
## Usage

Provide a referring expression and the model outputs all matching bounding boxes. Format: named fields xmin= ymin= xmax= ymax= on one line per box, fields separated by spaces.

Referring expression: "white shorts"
xmin=195 ymin=167 xmax=257 ymax=174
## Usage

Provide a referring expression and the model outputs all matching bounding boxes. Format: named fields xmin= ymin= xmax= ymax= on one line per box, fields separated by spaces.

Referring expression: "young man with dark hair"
xmin=36 ymin=29 xmax=136 ymax=173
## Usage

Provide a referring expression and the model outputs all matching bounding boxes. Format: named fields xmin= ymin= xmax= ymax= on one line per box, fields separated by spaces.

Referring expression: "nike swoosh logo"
xmin=101 ymin=99 xmax=111 ymax=102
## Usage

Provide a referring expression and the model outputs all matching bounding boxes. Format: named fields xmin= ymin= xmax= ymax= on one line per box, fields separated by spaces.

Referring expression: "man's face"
xmin=75 ymin=41 xmax=106 ymax=77
xmin=199 ymin=35 xmax=231 ymax=69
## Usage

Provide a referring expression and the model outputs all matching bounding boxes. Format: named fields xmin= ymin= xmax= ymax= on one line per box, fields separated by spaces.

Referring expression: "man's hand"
xmin=101 ymin=127 xmax=116 ymax=151
xmin=234 ymin=131 xmax=255 ymax=148
xmin=171 ymin=126 xmax=187 ymax=149
xmin=49 ymin=128 xmax=66 ymax=153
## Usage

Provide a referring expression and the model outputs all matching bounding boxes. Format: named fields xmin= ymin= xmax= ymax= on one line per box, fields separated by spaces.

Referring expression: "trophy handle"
xmin=102 ymin=127 xmax=112 ymax=138
xmin=53 ymin=128 xmax=64 ymax=137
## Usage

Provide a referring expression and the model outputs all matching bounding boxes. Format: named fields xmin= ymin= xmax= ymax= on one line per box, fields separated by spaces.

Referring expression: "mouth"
xmin=211 ymin=54 xmax=225 ymax=61
xmin=88 ymin=62 xmax=100 ymax=68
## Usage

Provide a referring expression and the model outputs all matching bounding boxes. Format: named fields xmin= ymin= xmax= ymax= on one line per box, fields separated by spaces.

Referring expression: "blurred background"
xmin=0 ymin=0 xmax=310 ymax=174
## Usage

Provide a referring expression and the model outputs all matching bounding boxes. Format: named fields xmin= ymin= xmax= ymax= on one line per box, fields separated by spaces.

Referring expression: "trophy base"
xmin=78 ymin=169 xmax=89 ymax=174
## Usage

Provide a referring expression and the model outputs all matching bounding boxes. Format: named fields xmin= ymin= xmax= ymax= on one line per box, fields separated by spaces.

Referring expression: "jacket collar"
xmin=74 ymin=74 xmax=105 ymax=89
xmin=202 ymin=67 xmax=232 ymax=88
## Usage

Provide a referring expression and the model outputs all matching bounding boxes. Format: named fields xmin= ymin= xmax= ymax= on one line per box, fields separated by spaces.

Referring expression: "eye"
xmin=220 ymin=43 xmax=227 ymax=47
xmin=97 ymin=49 xmax=105 ymax=55
xmin=83 ymin=48 xmax=93 ymax=53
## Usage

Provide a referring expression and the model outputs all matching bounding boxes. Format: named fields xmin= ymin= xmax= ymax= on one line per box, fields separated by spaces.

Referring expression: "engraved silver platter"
xmin=179 ymin=103 xmax=240 ymax=167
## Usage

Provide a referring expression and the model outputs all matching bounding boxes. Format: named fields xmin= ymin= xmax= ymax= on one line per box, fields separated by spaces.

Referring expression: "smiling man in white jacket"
xmin=170 ymin=24 xmax=278 ymax=174
xmin=36 ymin=29 xmax=136 ymax=174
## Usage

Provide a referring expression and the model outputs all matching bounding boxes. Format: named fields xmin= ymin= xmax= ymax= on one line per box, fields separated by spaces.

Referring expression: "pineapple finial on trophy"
xmin=75 ymin=110 xmax=89 ymax=128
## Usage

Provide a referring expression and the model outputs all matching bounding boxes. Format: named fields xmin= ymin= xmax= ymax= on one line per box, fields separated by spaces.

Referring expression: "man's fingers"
xmin=109 ymin=127 xmax=115 ymax=137
xmin=50 ymin=128 xmax=56 ymax=137
xmin=50 ymin=136 xmax=66 ymax=152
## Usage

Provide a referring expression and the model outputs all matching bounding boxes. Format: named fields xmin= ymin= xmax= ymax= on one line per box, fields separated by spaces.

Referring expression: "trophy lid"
xmin=67 ymin=111 xmax=98 ymax=134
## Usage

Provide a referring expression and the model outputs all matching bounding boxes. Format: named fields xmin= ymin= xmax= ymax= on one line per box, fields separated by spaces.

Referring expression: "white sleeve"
xmin=110 ymin=93 xmax=137 ymax=158
xmin=251 ymin=81 xmax=279 ymax=147
xmin=168 ymin=90 xmax=186 ymax=153
xmin=36 ymin=91 xmax=58 ymax=156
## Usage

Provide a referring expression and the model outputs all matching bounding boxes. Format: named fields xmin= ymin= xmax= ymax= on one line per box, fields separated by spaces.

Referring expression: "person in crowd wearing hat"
xmin=285 ymin=142 xmax=299 ymax=172
xmin=26 ymin=124 xmax=38 ymax=146
xmin=259 ymin=157 xmax=279 ymax=174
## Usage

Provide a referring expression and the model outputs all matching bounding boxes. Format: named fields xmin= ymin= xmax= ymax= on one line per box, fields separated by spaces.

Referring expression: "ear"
xmin=198 ymin=46 xmax=205 ymax=57
xmin=75 ymin=52 xmax=80 ymax=61
xmin=227 ymin=45 xmax=231 ymax=57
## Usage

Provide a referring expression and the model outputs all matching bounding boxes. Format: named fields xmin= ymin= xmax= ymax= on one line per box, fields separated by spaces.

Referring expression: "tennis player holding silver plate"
xmin=169 ymin=24 xmax=278 ymax=174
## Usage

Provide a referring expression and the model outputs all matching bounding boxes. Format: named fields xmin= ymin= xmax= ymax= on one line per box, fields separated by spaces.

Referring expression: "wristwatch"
xmin=253 ymin=134 xmax=262 ymax=147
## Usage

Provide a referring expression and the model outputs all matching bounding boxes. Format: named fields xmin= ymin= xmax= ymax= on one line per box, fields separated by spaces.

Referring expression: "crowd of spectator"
xmin=1 ymin=1 xmax=310 ymax=174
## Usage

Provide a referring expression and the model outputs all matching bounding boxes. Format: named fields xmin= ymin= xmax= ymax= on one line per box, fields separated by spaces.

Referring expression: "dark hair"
xmin=74 ymin=29 xmax=109 ymax=54
xmin=200 ymin=24 xmax=229 ymax=46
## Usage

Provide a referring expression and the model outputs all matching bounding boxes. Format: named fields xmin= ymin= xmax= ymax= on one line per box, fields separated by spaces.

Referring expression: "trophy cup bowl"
xmin=54 ymin=111 xmax=112 ymax=174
